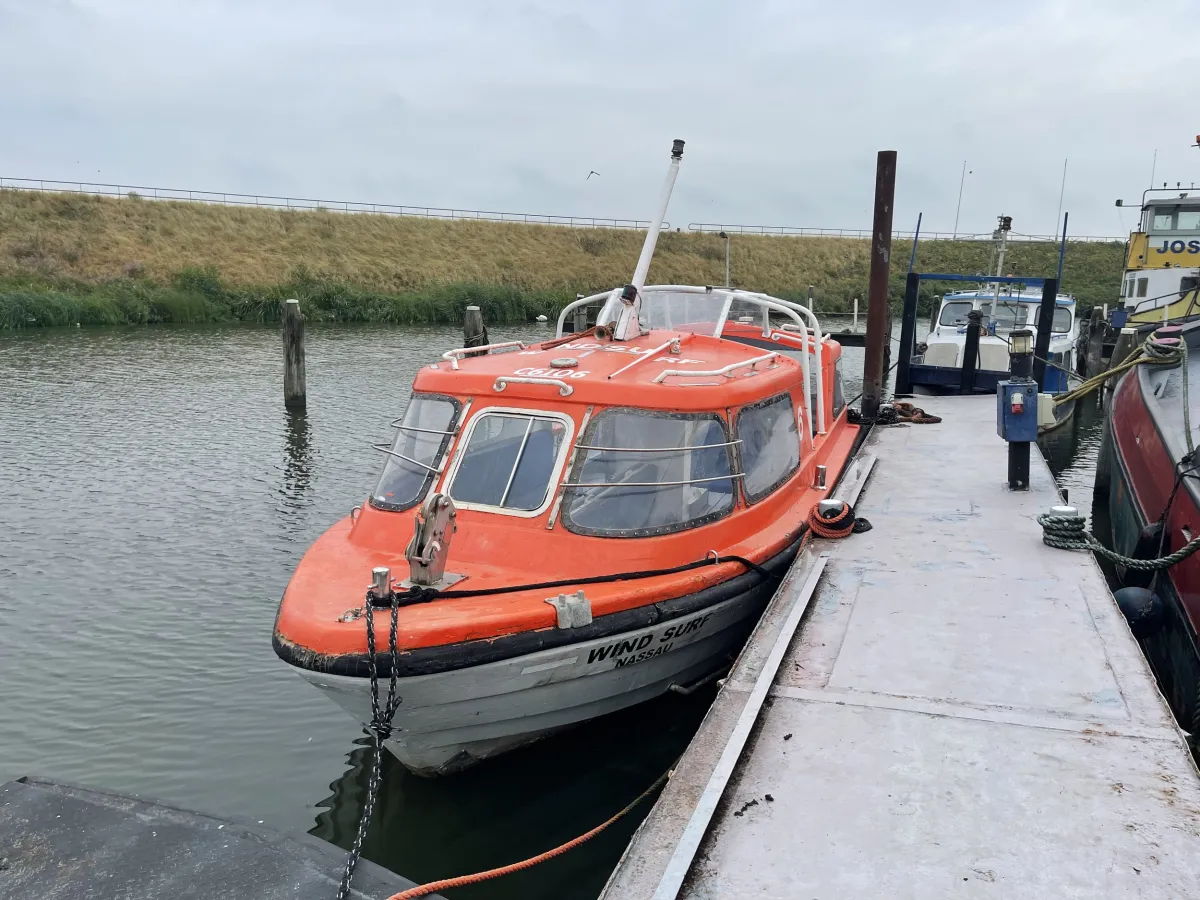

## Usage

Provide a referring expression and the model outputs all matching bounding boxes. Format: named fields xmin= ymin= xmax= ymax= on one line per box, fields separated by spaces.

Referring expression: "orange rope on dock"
xmin=384 ymin=768 xmax=673 ymax=900
xmin=807 ymin=501 xmax=859 ymax=539
xmin=892 ymin=400 xmax=942 ymax=424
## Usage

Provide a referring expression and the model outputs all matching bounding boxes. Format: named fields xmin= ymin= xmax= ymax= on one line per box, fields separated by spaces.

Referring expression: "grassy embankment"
xmin=0 ymin=189 xmax=1127 ymax=328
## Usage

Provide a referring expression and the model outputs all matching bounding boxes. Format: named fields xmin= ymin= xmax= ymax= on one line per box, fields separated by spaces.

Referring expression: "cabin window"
xmin=447 ymin=411 xmax=569 ymax=513
xmin=371 ymin=394 xmax=460 ymax=512
xmin=1178 ymin=211 xmax=1200 ymax=231
xmin=1137 ymin=278 xmax=1149 ymax=298
xmin=1033 ymin=306 xmax=1073 ymax=333
xmin=737 ymin=394 xmax=800 ymax=503
xmin=1181 ymin=276 xmax=1200 ymax=298
xmin=1125 ymin=279 xmax=1135 ymax=298
xmin=1152 ymin=210 xmax=1175 ymax=231
xmin=938 ymin=301 xmax=974 ymax=326
xmin=562 ymin=409 xmax=736 ymax=537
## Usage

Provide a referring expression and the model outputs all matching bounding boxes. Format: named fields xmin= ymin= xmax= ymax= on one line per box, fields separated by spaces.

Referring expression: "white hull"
xmin=297 ymin=589 xmax=769 ymax=775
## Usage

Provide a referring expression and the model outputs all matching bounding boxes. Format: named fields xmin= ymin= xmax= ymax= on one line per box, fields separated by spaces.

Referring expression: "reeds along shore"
xmin=0 ymin=189 xmax=1125 ymax=328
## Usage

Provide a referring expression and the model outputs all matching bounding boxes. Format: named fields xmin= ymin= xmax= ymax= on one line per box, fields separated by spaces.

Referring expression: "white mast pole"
xmin=603 ymin=140 xmax=685 ymax=341
xmin=631 ymin=140 xmax=685 ymax=290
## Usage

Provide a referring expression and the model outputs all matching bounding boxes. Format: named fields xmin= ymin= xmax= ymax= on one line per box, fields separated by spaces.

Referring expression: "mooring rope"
xmin=1036 ymin=510 xmax=1200 ymax=571
xmin=1054 ymin=334 xmax=1184 ymax=407
xmin=383 ymin=767 xmax=674 ymax=900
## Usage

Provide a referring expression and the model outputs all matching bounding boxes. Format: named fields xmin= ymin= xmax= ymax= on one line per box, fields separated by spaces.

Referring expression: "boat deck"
xmin=602 ymin=394 xmax=1200 ymax=899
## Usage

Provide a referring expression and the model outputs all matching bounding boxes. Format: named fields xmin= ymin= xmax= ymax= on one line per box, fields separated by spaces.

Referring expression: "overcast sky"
xmin=2 ymin=0 xmax=1197 ymax=239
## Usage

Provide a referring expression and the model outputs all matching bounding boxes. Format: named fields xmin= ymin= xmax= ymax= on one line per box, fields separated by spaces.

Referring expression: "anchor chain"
xmin=335 ymin=587 xmax=401 ymax=900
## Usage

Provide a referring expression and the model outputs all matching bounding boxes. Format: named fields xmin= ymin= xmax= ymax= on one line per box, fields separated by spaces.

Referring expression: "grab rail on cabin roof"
xmin=652 ymin=352 xmax=779 ymax=384
xmin=493 ymin=376 xmax=574 ymax=396
xmin=442 ymin=341 xmax=528 ymax=370
xmin=574 ymin=439 xmax=743 ymax=453
xmin=564 ymin=473 xmax=745 ymax=489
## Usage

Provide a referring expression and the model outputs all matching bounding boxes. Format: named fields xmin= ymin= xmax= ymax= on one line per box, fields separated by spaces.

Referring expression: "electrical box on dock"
xmin=996 ymin=381 xmax=1038 ymax=442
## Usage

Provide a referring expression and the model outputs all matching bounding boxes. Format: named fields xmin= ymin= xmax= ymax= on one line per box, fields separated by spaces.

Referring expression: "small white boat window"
xmin=1137 ymin=278 xmax=1149 ymax=298
xmin=938 ymin=301 xmax=974 ymax=326
xmin=1033 ymin=306 xmax=1073 ymax=334
xmin=371 ymin=394 xmax=459 ymax=511
xmin=449 ymin=412 xmax=569 ymax=512
xmin=563 ymin=409 xmax=736 ymax=537
xmin=737 ymin=394 xmax=800 ymax=503
xmin=1179 ymin=211 xmax=1200 ymax=231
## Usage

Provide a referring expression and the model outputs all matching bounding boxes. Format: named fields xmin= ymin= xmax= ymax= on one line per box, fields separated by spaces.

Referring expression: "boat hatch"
xmin=444 ymin=409 xmax=573 ymax=516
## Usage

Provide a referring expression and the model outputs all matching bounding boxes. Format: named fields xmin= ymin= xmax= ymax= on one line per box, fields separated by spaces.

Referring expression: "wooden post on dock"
xmin=861 ymin=151 xmax=897 ymax=421
xmin=282 ymin=298 xmax=306 ymax=410
xmin=463 ymin=305 xmax=488 ymax=356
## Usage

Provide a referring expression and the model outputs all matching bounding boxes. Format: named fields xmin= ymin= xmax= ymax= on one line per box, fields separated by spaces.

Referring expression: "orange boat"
xmin=273 ymin=142 xmax=861 ymax=775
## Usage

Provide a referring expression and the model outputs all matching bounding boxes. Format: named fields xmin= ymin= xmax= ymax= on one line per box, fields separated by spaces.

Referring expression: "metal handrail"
xmin=564 ymin=473 xmax=744 ymax=489
xmin=0 ymin=177 xmax=668 ymax=231
xmin=687 ymin=222 xmax=1125 ymax=243
xmin=441 ymin=341 xmax=527 ymax=370
xmin=493 ymin=376 xmax=574 ymax=396
xmin=574 ymin=439 xmax=742 ymax=453
xmin=370 ymin=443 xmax=442 ymax=473
xmin=653 ymin=352 xmax=779 ymax=384
xmin=606 ymin=338 xmax=680 ymax=380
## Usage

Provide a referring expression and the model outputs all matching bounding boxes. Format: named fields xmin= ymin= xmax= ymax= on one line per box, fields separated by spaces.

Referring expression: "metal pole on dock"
xmin=282 ymin=299 xmax=306 ymax=410
xmin=896 ymin=272 xmax=920 ymax=395
xmin=853 ymin=298 xmax=859 ymax=332
xmin=960 ymin=310 xmax=981 ymax=394
xmin=861 ymin=150 xmax=897 ymax=421
xmin=1032 ymin=278 xmax=1058 ymax=390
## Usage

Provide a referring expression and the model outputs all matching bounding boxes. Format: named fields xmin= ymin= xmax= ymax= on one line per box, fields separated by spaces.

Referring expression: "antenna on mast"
xmin=597 ymin=139 xmax=685 ymax=341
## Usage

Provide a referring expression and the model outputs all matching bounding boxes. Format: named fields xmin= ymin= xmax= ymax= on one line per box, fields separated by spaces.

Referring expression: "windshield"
xmin=371 ymin=395 xmax=459 ymax=511
xmin=1033 ymin=306 xmax=1073 ymax=334
xmin=738 ymin=394 xmax=800 ymax=502
xmin=938 ymin=301 xmax=973 ymax=326
xmin=563 ymin=409 xmax=735 ymax=537
xmin=448 ymin=412 xmax=568 ymax=512
xmin=638 ymin=290 xmax=728 ymax=336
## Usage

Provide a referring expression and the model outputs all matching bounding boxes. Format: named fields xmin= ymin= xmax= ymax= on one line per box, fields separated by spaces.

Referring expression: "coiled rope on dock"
xmin=1036 ymin=510 xmax=1200 ymax=571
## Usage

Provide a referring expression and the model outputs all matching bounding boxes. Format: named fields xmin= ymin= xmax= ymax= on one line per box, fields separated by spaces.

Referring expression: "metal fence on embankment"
xmin=0 ymin=176 xmax=1125 ymax=243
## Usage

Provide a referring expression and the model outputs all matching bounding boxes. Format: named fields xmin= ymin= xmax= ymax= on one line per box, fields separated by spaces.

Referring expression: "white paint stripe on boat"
xmin=520 ymin=657 xmax=579 ymax=675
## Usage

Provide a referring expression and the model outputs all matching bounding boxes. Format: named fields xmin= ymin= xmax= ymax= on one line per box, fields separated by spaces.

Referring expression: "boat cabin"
xmin=1122 ymin=192 xmax=1200 ymax=322
xmin=920 ymin=288 xmax=1078 ymax=393
xmin=370 ymin=286 xmax=847 ymax=547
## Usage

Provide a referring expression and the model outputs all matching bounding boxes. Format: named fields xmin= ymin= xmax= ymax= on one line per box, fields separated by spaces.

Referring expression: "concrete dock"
xmin=602 ymin=394 xmax=1200 ymax=899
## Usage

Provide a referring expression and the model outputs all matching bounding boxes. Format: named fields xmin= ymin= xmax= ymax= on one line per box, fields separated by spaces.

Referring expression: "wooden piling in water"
xmin=573 ymin=294 xmax=588 ymax=333
xmin=463 ymin=305 xmax=489 ymax=359
xmin=861 ymin=151 xmax=897 ymax=420
xmin=463 ymin=305 xmax=488 ymax=350
xmin=282 ymin=298 xmax=306 ymax=410
xmin=1085 ymin=309 xmax=1107 ymax=377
